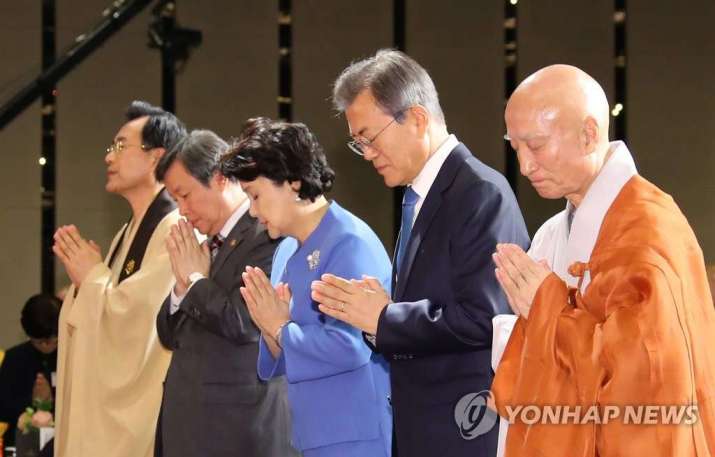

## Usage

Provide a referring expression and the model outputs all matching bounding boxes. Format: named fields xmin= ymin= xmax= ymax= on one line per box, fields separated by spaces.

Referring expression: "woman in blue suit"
xmin=221 ymin=118 xmax=392 ymax=457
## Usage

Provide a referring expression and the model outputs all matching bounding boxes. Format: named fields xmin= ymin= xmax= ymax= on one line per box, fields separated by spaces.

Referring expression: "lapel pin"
xmin=124 ymin=259 xmax=136 ymax=276
xmin=307 ymin=250 xmax=320 ymax=270
xmin=229 ymin=239 xmax=238 ymax=247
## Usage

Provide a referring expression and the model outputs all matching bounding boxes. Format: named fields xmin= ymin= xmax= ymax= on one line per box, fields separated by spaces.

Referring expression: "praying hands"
xmin=166 ymin=219 xmax=209 ymax=296
xmin=311 ymin=274 xmax=391 ymax=335
xmin=493 ymin=243 xmax=551 ymax=319
xmin=53 ymin=225 xmax=103 ymax=288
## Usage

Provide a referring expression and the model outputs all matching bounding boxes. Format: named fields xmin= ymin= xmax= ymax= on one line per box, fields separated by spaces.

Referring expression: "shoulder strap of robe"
xmin=107 ymin=188 xmax=176 ymax=284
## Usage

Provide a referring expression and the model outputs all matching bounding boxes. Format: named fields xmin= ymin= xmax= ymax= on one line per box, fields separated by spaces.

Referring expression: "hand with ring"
xmin=311 ymin=274 xmax=391 ymax=335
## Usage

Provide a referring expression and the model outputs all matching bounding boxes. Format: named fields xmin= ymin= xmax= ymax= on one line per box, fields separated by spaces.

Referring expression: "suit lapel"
xmin=394 ymin=144 xmax=471 ymax=299
xmin=210 ymin=213 xmax=254 ymax=277
xmin=395 ymin=192 xmax=442 ymax=299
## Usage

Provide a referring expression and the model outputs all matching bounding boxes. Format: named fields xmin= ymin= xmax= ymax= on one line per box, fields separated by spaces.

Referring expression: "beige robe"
xmin=55 ymin=209 xmax=179 ymax=457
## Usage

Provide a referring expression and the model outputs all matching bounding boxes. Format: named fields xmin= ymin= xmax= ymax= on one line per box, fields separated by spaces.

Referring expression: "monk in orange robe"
xmin=492 ymin=64 xmax=715 ymax=456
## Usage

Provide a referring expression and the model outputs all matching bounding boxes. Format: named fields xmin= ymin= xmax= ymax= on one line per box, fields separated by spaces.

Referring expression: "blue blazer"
xmin=373 ymin=144 xmax=530 ymax=457
xmin=258 ymin=202 xmax=392 ymax=454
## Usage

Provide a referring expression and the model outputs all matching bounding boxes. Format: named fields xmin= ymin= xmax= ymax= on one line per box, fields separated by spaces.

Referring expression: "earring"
xmin=295 ymin=195 xmax=302 ymax=202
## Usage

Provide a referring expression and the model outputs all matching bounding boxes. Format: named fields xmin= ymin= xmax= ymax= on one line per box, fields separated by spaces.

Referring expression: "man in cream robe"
xmin=492 ymin=65 xmax=715 ymax=456
xmin=52 ymin=101 xmax=186 ymax=457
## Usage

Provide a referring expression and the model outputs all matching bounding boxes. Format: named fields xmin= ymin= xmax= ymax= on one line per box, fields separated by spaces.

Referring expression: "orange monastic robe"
xmin=493 ymin=175 xmax=715 ymax=456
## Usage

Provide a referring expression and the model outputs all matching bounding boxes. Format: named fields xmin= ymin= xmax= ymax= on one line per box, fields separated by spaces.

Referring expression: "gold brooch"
xmin=124 ymin=259 xmax=136 ymax=276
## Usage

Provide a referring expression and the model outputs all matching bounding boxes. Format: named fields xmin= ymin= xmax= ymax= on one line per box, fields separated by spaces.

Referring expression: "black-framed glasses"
xmin=347 ymin=114 xmax=401 ymax=156
xmin=106 ymin=140 xmax=149 ymax=155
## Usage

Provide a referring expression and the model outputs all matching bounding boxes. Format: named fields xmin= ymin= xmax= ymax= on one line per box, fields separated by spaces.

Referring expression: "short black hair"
xmin=125 ymin=100 xmax=187 ymax=157
xmin=21 ymin=294 xmax=61 ymax=339
xmin=221 ymin=118 xmax=335 ymax=201
xmin=155 ymin=129 xmax=230 ymax=186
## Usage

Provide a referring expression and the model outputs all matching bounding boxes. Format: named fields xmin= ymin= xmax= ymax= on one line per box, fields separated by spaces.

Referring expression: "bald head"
xmin=505 ymin=65 xmax=613 ymax=206
xmin=509 ymin=64 xmax=610 ymax=142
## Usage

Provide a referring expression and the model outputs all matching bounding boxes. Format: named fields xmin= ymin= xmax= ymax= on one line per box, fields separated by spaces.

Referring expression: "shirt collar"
xmin=565 ymin=140 xmax=637 ymax=268
xmin=219 ymin=198 xmax=250 ymax=239
xmin=410 ymin=134 xmax=459 ymax=199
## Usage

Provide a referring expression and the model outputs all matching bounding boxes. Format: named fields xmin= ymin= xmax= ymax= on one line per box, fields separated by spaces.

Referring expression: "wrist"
xmin=273 ymin=320 xmax=293 ymax=348
xmin=174 ymin=282 xmax=188 ymax=297
xmin=186 ymin=272 xmax=205 ymax=289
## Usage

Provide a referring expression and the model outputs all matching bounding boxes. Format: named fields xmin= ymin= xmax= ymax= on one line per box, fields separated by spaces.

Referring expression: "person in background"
xmin=227 ymin=118 xmax=393 ymax=457
xmin=0 ymin=294 xmax=60 ymax=447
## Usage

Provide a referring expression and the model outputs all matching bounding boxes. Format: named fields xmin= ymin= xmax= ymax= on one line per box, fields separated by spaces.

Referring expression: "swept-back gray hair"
xmin=155 ymin=129 xmax=231 ymax=186
xmin=332 ymin=49 xmax=445 ymax=125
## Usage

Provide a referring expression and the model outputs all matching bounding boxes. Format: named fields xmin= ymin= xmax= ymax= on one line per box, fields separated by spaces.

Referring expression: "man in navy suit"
xmin=312 ymin=49 xmax=530 ymax=457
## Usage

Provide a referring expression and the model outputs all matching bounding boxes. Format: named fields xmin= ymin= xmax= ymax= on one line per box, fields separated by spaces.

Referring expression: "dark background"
xmin=0 ymin=0 xmax=712 ymax=347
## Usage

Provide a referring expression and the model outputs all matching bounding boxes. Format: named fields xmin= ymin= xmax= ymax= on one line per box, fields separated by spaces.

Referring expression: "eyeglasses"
xmin=106 ymin=140 xmax=149 ymax=155
xmin=347 ymin=114 xmax=401 ymax=156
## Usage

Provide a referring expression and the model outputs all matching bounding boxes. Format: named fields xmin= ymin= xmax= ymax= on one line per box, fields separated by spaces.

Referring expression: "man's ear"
xmin=150 ymin=147 xmax=166 ymax=165
xmin=581 ymin=116 xmax=599 ymax=154
xmin=407 ymin=105 xmax=430 ymax=138
xmin=212 ymin=171 xmax=228 ymax=190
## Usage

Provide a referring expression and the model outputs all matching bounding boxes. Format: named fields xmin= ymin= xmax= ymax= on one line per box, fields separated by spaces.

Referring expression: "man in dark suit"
xmin=312 ymin=50 xmax=530 ymax=457
xmin=154 ymin=129 xmax=298 ymax=457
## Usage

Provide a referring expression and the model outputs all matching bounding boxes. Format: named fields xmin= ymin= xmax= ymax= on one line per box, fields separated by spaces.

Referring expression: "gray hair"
xmin=332 ymin=49 xmax=445 ymax=125
xmin=155 ymin=129 xmax=231 ymax=186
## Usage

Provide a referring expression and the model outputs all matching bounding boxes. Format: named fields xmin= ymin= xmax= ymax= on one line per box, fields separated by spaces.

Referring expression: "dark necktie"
xmin=396 ymin=186 xmax=419 ymax=276
xmin=209 ymin=234 xmax=224 ymax=261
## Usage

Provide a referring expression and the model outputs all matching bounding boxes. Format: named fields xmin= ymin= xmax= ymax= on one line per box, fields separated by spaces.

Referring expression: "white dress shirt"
xmin=169 ymin=199 xmax=250 ymax=313
xmin=408 ymin=134 xmax=460 ymax=223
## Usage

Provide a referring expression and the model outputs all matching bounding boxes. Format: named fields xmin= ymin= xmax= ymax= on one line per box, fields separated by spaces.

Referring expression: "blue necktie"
xmin=396 ymin=186 xmax=419 ymax=276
